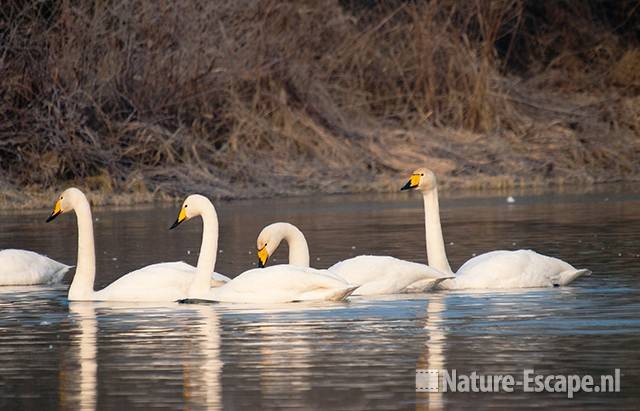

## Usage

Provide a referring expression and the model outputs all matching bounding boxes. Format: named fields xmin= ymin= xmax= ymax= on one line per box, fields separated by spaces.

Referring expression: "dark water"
xmin=0 ymin=187 xmax=639 ymax=410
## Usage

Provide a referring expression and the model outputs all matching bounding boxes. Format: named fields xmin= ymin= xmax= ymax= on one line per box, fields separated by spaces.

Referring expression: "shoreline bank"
xmin=3 ymin=175 xmax=638 ymax=210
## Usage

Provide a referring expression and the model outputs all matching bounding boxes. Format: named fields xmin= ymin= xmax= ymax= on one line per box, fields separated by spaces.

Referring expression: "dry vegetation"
xmin=1 ymin=0 xmax=639 ymax=207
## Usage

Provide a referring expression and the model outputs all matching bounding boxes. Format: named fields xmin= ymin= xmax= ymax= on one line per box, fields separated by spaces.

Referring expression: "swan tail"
xmin=404 ymin=277 xmax=455 ymax=293
xmin=47 ymin=264 xmax=73 ymax=284
xmin=328 ymin=285 xmax=359 ymax=301
xmin=299 ymin=285 xmax=358 ymax=302
xmin=554 ymin=269 xmax=592 ymax=286
xmin=210 ymin=279 xmax=227 ymax=288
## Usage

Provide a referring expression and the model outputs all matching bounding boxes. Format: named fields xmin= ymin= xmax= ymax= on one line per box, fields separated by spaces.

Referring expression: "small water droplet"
xmin=506 ymin=196 xmax=516 ymax=203
xmin=351 ymin=246 xmax=356 ymax=250
xmin=218 ymin=250 xmax=223 ymax=254
xmin=316 ymin=257 xmax=321 ymax=261
xmin=187 ymin=250 xmax=191 ymax=255
xmin=111 ymin=257 xmax=118 ymax=261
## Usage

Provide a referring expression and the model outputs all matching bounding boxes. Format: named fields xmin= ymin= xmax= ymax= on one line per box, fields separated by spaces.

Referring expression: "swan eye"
xmin=184 ymin=205 xmax=188 ymax=208
xmin=420 ymin=174 xmax=424 ymax=176
xmin=60 ymin=196 xmax=64 ymax=200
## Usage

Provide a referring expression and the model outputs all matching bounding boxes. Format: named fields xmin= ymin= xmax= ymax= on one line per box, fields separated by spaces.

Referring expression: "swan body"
xmin=256 ymin=222 xmax=452 ymax=295
xmin=90 ymin=262 xmax=203 ymax=302
xmin=329 ymin=255 xmax=450 ymax=294
xmin=447 ymin=250 xmax=591 ymax=289
xmin=46 ymin=188 xmax=229 ymax=302
xmin=0 ymin=249 xmax=70 ymax=285
xmin=172 ymin=196 xmax=356 ymax=304
xmin=401 ymin=168 xmax=591 ymax=289
xmin=205 ymin=266 xmax=357 ymax=303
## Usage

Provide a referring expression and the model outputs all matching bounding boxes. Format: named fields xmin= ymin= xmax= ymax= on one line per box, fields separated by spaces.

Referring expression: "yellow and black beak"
xmin=170 ymin=208 xmax=188 ymax=230
xmin=401 ymin=174 xmax=421 ymax=191
xmin=46 ymin=200 xmax=63 ymax=223
xmin=257 ymin=246 xmax=269 ymax=268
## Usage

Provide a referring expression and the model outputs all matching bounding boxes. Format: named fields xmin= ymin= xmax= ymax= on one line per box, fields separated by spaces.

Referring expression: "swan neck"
xmin=69 ymin=199 xmax=96 ymax=299
xmin=189 ymin=207 xmax=219 ymax=297
xmin=284 ymin=226 xmax=310 ymax=267
xmin=423 ymin=188 xmax=453 ymax=274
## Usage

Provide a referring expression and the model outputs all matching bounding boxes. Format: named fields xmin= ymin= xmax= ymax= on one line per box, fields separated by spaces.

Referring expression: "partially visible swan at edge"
xmin=400 ymin=167 xmax=591 ymax=289
xmin=45 ymin=187 xmax=229 ymax=301
xmin=170 ymin=195 xmax=356 ymax=303
xmin=0 ymin=249 xmax=70 ymax=285
xmin=256 ymin=222 xmax=452 ymax=295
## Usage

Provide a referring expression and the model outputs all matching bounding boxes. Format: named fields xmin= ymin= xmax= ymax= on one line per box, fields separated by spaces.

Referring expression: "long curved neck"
xmin=188 ymin=206 xmax=219 ymax=297
xmin=283 ymin=226 xmax=310 ymax=267
xmin=422 ymin=188 xmax=453 ymax=275
xmin=69 ymin=199 xmax=96 ymax=300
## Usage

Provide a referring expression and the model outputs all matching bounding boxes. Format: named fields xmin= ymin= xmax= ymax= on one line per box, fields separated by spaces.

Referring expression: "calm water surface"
xmin=0 ymin=188 xmax=639 ymax=410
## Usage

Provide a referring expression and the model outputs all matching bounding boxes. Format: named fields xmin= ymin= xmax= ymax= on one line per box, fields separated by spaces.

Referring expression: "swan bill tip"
xmin=169 ymin=218 xmax=183 ymax=230
xmin=46 ymin=211 xmax=61 ymax=223
xmin=400 ymin=180 xmax=414 ymax=191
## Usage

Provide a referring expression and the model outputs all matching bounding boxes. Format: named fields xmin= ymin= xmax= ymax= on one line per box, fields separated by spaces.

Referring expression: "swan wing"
xmin=0 ymin=249 xmax=70 ymax=285
xmin=156 ymin=261 xmax=230 ymax=286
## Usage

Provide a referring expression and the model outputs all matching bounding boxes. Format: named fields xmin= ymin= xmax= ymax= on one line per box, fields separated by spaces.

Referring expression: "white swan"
xmin=45 ymin=188 xmax=228 ymax=301
xmin=256 ymin=222 xmax=452 ymax=295
xmin=171 ymin=195 xmax=356 ymax=303
xmin=400 ymin=167 xmax=591 ymax=289
xmin=0 ymin=249 xmax=70 ymax=285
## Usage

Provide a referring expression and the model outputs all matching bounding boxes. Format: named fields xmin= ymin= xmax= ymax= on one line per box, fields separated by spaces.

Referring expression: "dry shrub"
xmin=0 ymin=0 xmax=639 ymax=207
xmin=610 ymin=49 xmax=640 ymax=88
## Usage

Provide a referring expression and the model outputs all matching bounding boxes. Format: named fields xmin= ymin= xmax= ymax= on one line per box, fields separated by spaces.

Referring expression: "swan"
xmin=0 ymin=249 xmax=70 ymax=286
xmin=170 ymin=195 xmax=357 ymax=303
xmin=400 ymin=167 xmax=591 ymax=289
xmin=45 ymin=188 xmax=228 ymax=301
xmin=256 ymin=222 xmax=452 ymax=295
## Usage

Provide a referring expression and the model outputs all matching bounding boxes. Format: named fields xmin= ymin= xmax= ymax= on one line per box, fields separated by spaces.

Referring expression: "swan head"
xmin=46 ymin=187 xmax=87 ymax=222
xmin=256 ymin=222 xmax=289 ymax=267
xmin=169 ymin=194 xmax=213 ymax=229
xmin=400 ymin=167 xmax=437 ymax=192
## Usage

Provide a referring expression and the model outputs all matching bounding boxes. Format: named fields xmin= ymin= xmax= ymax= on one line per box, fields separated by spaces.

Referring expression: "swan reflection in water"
xmin=60 ymin=302 xmax=97 ymax=411
xmin=417 ymin=294 xmax=446 ymax=411
xmin=59 ymin=303 xmax=223 ymax=410
xmin=182 ymin=305 xmax=223 ymax=409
